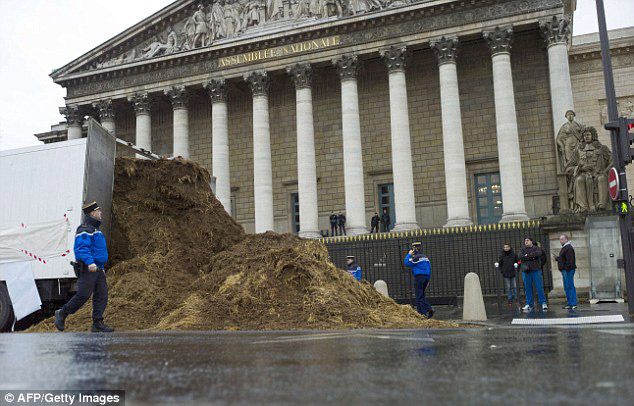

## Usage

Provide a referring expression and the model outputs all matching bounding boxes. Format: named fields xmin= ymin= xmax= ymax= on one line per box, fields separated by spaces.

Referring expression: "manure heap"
xmin=29 ymin=158 xmax=453 ymax=332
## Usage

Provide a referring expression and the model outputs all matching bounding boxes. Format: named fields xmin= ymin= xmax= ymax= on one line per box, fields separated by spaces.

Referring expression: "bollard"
xmin=374 ymin=280 xmax=389 ymax=297
xmin=463 ymin=272 xmax=487 ymax=321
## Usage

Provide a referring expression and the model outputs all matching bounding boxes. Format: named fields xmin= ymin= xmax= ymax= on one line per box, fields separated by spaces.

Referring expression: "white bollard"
xmin=463 ymin=272 xmax=487 ymax=321
xmin=374 ymin=280 xmax=389 ymax=297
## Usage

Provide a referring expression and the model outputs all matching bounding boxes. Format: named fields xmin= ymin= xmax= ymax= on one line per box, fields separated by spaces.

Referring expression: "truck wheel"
xmin=0 ymin=283 xmax=14 ymax=332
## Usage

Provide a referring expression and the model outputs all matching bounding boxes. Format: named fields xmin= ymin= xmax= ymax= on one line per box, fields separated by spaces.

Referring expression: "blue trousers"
xmin=504 ymin=276 xmax=517 ymax=300
xmin=63 ymin=269 xmax=108 ymax=321
xmin=522 ymin=270 xmax=547 ymax=307
xmin=561 ymin=269 xmax=577 ymax=306
xmin=414 ymin=274 xmax=432 ymax=316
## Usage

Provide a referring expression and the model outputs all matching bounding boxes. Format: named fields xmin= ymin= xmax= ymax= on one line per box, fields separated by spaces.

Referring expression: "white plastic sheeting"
xmin=0 ymin=217 xmax=70 ymax=264
xmin=0 ymin=262 xmax=42 ymax=321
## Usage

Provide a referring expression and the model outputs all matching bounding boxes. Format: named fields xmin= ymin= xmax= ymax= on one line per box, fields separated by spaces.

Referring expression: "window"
xmin=290 ymin=193 xmax=300 ymax=234
xmin=474 ymin=173 xmax=503 ymax=224
xmin=378 ymin=183 xmax=395 ymax=231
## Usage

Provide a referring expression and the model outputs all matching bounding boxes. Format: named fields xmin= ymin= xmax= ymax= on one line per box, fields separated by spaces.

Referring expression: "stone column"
xmin=59 ymin=105 xmax=82 ymax=140
xmin=93 ymin=99 xmax=115 ymax=136
xmin=244 ymin=71 xmax=274 ymax=233
xmin=332 ymin=54 xmax=367 ymax=235
xmin=430 ymin=36 xmax=473 ymax=227
xmin=128 ymin=93 xmax=152 ymax=154
xmin=540 ymin=15 xmax=574 ymax=212
xmin=287 ymin=63 xmax=320 ymax=238
xmin=379 ymin=46 xmax=419 ymax=231
xmin=165 ymin=86 xmax=190 ymax=159
xmin=483 ymin=27 xmax=529 ymax=222
xmin=204 ymin=79 xmax=232 ymax=216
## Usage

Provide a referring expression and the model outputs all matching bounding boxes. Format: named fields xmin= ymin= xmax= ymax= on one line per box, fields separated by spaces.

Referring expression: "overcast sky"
xmin=0 ymin=0 xmax=633 ymax=151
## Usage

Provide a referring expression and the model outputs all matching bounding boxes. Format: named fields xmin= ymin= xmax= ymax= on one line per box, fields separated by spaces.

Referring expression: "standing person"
xmin=404 ymin=242 xmax=434 ymax=318
xmin=555 ymin=234 xmax=578 ymax=309
xmin=345 ymin=255 xmax=362 ymax=281
xmin=329 ymin=212 xmax=338 ymax=236
xmin=54 ymin=201 xmax=114 ymax=333
xmin=381 ymin=207 xmax=391 ymax=232
xmin=519 ymin=237 xmax=548 ymax=312
xmin=370 ymin=212 xmax=380 ymax=233
xmin=338 ymin=212 xmax=347 ymax=236
xmin=498 ymin=244 xmax=519 ymax=304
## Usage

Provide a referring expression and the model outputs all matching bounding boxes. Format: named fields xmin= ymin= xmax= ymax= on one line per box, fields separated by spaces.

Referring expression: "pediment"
xmin=52 ymin=0 xmax=419 ymax=80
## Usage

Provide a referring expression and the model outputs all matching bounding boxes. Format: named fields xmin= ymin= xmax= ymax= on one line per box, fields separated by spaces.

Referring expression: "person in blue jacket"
xmin=54 ymin=201 xmax=114 ymax=333
xmin=404 ymin=242 xmax=434 ymax=319
xmin=346 ymin=255 xmax=362 ymax=281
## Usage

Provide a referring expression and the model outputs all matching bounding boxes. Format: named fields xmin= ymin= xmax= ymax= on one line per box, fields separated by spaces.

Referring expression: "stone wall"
xmin=111 ymin=28 xmax=559 ymax=234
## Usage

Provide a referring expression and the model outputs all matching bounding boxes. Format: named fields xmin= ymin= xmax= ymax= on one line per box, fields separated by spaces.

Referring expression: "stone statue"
xmin=556 ymin=109 xmax=583 ymax=172
xmin=267 ymin=0 xmax=284 ymax=20
xmin=139 ymin=25 xmax=180 ymax=59
xmin=319 ymin=0 xmax=344 ymax=17
xmin=210 ymin=0 xmax=227 ymax=40
xmin=183 ymin=4 xmax=211 ymax=49
xmin=224 ymin=1 xmax=242 ymax=36
xmin=565 ymin=126 xmax=612 ymax=212
xmin=291 ymin=0 xmax=312 ymax=18
xmin=349 ymin=0 xmax=382 ymax=14
xmin=242 ymin=0 xmax=263 ymax=27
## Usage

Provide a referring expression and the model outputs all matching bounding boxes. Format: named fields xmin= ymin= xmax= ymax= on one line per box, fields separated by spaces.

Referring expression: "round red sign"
xmin=608 ymin=167 xmax=619 ymax=201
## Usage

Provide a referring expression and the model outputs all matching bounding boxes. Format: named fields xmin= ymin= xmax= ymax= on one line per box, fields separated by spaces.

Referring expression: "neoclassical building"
xmin=47 ymin=0 xmax=618 ymax=235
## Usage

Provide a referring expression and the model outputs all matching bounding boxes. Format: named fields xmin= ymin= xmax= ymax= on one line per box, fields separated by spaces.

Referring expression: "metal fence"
xmin=323 ymin=221 xmax=553 ymax=304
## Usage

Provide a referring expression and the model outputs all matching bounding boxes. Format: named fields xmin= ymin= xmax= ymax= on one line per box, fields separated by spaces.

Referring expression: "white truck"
xmin=0 ymin=119 xmax=116 ymax=331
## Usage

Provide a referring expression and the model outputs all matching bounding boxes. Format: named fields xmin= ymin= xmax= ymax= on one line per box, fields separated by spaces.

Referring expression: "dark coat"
xmin=338 ymin=214 xmax=346 ymax=226
xmin=556 ymin=243 xmax=576 ymax=271
xmin=498 ymin=250 xmax=518 ymax=278
xmin=519 ymin=246 xmax=543 ymax=271
xmin=371 ymin=215 xmax=380 ymax=226
xmin=329 ymin=214 xmax=338 ymax=224
xmin=381 ymin=212 xmax=391 ymax=226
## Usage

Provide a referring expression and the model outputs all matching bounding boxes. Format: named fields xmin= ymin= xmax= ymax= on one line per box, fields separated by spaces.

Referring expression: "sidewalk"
xmin=432 ymin=301 xmax=633 ymax=326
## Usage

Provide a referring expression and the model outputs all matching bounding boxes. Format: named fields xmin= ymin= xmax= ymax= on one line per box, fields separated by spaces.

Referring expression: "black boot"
xmin=91 ymin=319 xmax=114 ymax=333
xmin=54 ymin=309 xmax=67 ymax=331
xmin=427 ymin=309 xmax=435 ymax=319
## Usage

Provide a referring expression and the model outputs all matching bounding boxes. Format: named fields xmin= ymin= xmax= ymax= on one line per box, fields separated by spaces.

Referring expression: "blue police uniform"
xmin=346 ymin=261 xmax=362 ymax=281
xmin=62 ymin=215 xmax=109 ymax=322
xmin=404 ymin=249 xmax=433 ymax=317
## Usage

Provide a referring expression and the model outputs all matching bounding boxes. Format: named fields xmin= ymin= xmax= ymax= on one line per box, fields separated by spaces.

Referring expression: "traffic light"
xmin=605 ymin=117 xmax=634 ymax=166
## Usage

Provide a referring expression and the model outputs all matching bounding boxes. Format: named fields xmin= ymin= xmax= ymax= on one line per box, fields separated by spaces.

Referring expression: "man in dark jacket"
xmin=498 ymin=244 xmax=518 ymax=303
xmin=338 ymin=212 xmax=347 ymax=236
xmin=381 ymin=208 xmax=391 ymax=232
xmin=555 ymin=234 xmax=577 ymax=309
xmin=519 ymin=237 xmax=548 ymax=312
xmin=345 ymin=255 xmax=362 ymax=281
xmin=404 ymin=242 xmax=434 ymax=318
xmin=329 ymin=212 xmax=338 ymax=236
xmin=54 ymin=201 xmax=114 ymax=333
xmin=370 ymin=212 xmax=380 ymax=233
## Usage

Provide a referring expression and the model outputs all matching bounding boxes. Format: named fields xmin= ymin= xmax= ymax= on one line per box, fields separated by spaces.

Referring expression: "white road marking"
xmin=511 ymin=315 xmax=625 ymax=325
xmin=252 ymin=332 xmax=434 ymax=344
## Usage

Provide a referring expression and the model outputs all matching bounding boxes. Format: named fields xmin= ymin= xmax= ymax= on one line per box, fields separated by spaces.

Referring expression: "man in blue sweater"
xmin=54 ymin=201 xmax=113 ymax=333
xmin=404 ymin=242 xmax=434 ymax=319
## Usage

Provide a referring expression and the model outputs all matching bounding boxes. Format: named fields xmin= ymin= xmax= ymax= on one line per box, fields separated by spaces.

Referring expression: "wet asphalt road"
xmin=1 ymin=321 xmax=633 ymax=406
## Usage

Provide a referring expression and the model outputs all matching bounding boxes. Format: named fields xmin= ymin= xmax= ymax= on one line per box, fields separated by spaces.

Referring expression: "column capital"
xmin=244 ymin=71 xmax=270 ymax=96
xmin=92 ymin=99 xmax=115 ymax=121
xmin=59 ymin=105 xmax=82 ymax=126
xmin=128 ymin=93 xmax=152 ymax=115
xmin=430 ymin=36 xmax=460 ymax=65
xmin=287 ymin=63 xmax=312 ymax=89
xmin=165 ymin=86 xmax=189 ymax=109
xmin=539 ymin=15 xmax=571 ymax=47
xmin=204 ymin=79 xmax=228 ymax=103
xmin=379 ymin=45 xmax=409 ymax=73
xmin=483 ymin=26 xmax=513 ymax=56
xmin=332 ymin=54 xmax=359 ymax=81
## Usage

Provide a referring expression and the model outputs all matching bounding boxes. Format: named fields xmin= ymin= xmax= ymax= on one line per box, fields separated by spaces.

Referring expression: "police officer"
xmin=54 ymin=201 xmax=113 ymax=333
xmin=329 ymin=212 xmax=338 ymax=236
xmin=338 ymin=212 xmax=347 ymax=236
xmin=370 ymin=212 xmax=380 ymax=233
xmin=345 ymin=255 xmax=362 ymax=281
xmin=404 ymin=242 xmax=434 ymax=318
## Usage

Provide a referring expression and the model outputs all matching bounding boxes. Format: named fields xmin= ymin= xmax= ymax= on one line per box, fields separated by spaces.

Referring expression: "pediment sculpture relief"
xmin=95 ymin=0 xmax=412 ymax=69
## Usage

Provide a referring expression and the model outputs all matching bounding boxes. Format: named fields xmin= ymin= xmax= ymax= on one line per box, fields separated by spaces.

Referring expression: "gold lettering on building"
xmin=217 ymin=35 xmax=341 ymax=68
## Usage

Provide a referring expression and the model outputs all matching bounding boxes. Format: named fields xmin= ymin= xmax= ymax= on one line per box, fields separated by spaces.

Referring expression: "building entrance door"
xmin=474 ymin=173 xmax=503 ymax=224
xmin=378 ymin=183 xmax=395 ymax=232
xmin=290 ymin=193 xmax=299 ymax=234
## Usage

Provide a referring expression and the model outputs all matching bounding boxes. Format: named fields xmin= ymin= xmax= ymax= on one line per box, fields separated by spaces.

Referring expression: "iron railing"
xmin=323 ymin=221 xmax=553 ymax=304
